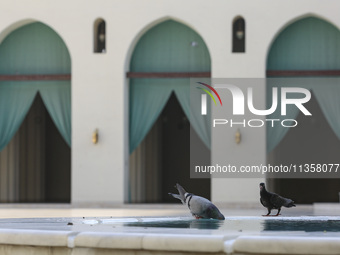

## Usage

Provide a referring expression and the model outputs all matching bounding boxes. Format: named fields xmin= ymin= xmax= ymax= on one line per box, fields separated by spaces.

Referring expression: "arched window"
xmin=94 ymin=18 xmax=106 ymax=53
xmin=232 ymin=17 xmax=245 ymax=53
xmin=127 ymin=20 xmax=211 ymax=203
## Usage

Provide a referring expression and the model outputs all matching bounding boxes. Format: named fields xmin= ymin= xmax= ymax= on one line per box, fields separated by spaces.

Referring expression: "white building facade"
xmin=0 ymin=0 xmax=339 ymax=205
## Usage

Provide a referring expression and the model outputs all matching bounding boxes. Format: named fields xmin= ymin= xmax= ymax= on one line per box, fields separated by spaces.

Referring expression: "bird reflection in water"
xmin=263 ymin=220 xmax=340 ymax=232
xmin=124 ymin=219 xmax=224 ymax=230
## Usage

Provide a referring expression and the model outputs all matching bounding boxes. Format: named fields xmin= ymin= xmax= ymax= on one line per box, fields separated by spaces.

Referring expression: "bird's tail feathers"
xmin=168 ymin=193 xmax=186 ymax=205
xmin=175 ymin=183 xmax=187 ymax=203
xmin=284 ymin=199 xmax=296 ymax=208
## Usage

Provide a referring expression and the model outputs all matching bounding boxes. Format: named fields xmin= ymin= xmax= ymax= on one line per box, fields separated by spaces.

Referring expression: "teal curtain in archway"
xmin=129 ymin=20 xmax=211 ymax=153
xmin=267 ymin=17 xmax=340 ymax=153
xmin=39 ymin=82 xmax=71 ymax=146
xmin=0 ymin=83 xmax=37 ymax=151
xmin=0 ymin=22 xmax=71 ymax=150
xmin=0 ymin=82 xmax=71 ymax=150
xmin=312 ymin=78 xmax=340 ymax=141
xmin=266 ymin=80 xmax=302 ymax=153
xmin=130 ymin=78 xmax=211 ymax=153
xmin=173 ymin=81 xmax=211 ymax=150
xmin=267 ymin=18 xmax=340 ymax=71
xmin=129 ymin=79 xmax=174 ymax=153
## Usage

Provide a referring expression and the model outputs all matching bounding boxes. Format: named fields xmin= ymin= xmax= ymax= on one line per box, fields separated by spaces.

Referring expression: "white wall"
xmin=0 ymin=0 xmax=338 ymax=205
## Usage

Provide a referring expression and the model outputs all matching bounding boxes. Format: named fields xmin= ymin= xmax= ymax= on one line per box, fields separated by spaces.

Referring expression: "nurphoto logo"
xmin=197 ymin=82 xmax=312 ymax=128
xmin=196 ymin=82 xmax=222 ymax=115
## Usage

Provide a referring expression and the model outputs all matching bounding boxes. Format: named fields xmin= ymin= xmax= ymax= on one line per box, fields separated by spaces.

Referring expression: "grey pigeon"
xmin=168 ymin=183 xmax=225 ymax=220
xmin=259 ymin=182 xmax=296 ymax=216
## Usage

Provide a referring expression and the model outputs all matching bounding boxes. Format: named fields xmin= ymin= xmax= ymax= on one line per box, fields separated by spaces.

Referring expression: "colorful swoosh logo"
xmin=197 ymin=82 xmax=223 ymax=106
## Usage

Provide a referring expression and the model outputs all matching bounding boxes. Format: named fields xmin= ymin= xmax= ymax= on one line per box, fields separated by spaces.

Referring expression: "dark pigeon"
xmin=169 ymin=183 xmax=225 ymax=220
xmin=259 ymin=182 xmax=296 ymax=216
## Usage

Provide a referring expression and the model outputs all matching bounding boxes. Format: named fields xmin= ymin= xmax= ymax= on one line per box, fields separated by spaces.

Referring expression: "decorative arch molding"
xmin=0 ymin=21 xmax=71 ymax=81
xmin=265 ymin=13 xmax=340 ymax=69
xmin=0 ymin=19 xmax=72 ymax=67
xmin=0 ymin=19 xmax=36 ymax=45
xmin=124 ymin=16 xmax=211 ymax=73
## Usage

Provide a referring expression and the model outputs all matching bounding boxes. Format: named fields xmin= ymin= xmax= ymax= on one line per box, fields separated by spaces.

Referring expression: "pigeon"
xmin=168 ymin=183 xmax=225 ymax=220
xmin=259 ymin=182 xmax=296 ymax=216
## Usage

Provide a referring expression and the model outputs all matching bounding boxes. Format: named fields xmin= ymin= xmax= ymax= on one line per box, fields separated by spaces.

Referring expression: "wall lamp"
xmin=235 ymin=129 xmax=241 ymax=144
xmin=92 ymin=129 xmax=99 ymax=144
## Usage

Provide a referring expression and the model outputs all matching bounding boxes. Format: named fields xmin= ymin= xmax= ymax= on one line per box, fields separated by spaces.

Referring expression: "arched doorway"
xmin=266 ymin=17 xmax=340 ymax=203
xmin=0 ymin=22 xmax=71 ymax=203
xmin=128 ymin=20 xmax=211 ymax=203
